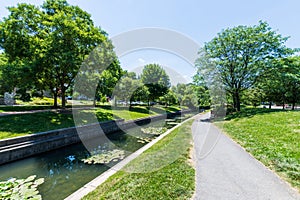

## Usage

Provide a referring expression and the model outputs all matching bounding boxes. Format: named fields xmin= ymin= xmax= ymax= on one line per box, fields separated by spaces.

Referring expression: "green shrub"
xmin=29 ymin=97 xmax=61 ymax=105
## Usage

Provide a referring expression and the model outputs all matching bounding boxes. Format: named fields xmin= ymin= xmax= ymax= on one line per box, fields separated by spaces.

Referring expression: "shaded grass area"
xmin=0 ymin=105 xmax=183 ymax=139
xmin=0 ymin=112 xmax=75 ymax=139
xmin=82 ymin=119 xmax=195 ymax=200
xmin=219 ymin=108 xmax=300 ymax=190
xmin=0 ymin=105 xmax=54 ymax=113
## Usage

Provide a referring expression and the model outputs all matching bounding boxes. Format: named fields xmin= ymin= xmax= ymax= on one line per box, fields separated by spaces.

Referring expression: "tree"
xmin=258 ymin=56 xmax=300 ymax=110
xmin=171 ymin=83 xmax=186 ymax=106
xmin=114 ymin=76 xmax=141 ymax=107
xmin=159 ymin=90 xmax=177 ymax=107
xmin=0 ymin=0 xmax=110 ymax=108
xmin=192 ymin=73 xmax=211 ymax=107
xmin=199 ymin=21 xmax=292 ymax=111
xmin=181 ymin=84 xmax=198 ymax=108
xmin=131 ymin=85 xmax=149 ymax=104
xmin=241 ymin=87 xmax=264 ymax=107
xmin=140 ymin=64 xmax=170 ymax=104
xmin=280 ymin=57 xmax=300 ymax=110
xmin=96 ymin=60 xmax=124 ymax=104
xmin=170 ymin=83 xmax=201 ymax=108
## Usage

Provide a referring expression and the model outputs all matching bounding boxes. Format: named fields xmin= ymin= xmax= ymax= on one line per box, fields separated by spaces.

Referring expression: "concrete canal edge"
xmin=0 ymin=110 xmax=192 ymax=165
xmin=65 ymin=112 xmax=200 ymax=200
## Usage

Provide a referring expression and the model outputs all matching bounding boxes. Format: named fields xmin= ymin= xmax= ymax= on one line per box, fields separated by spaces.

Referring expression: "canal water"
xmin=0 ymin=116 xmax=185 ymax=200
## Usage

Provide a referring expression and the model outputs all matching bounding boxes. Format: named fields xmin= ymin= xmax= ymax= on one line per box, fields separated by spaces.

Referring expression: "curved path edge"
xmin=192 ymin=112 xmax=300 ymax=200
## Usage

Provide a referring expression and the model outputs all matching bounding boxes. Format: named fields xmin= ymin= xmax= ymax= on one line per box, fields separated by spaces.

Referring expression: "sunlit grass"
xmin=82 ymin=119 xmax=195 ymax=200
xmin=219 ymin=108 xmax=300 ymax=190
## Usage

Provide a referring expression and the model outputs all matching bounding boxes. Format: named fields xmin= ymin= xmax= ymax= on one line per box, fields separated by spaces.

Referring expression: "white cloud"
xmin=138 ymin=58 xmax=146 ymax=64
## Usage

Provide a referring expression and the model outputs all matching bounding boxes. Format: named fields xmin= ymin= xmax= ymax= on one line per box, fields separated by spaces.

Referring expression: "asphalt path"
xmin=192 ymin=112 xmax=300 ymax=200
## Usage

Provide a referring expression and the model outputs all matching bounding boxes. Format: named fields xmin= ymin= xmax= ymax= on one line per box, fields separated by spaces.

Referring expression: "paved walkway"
xmin=192 ymin=112 xmax=300 ymax=200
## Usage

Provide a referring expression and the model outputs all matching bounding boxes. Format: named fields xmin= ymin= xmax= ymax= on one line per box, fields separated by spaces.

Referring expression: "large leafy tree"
xmin=140 ymin=64 xmax=170 ymax=104
xmin=199 ymin=21 xmax=292 ymax=111
xmin=0 ymin=0 xmax=114 ymax=108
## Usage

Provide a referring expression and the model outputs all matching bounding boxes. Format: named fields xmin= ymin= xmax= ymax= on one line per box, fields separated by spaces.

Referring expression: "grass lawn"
xmin=0 ymin=105 xmax=54 ymax=113
xmin=82 ymin=118 xmax=195 ymax=200
xmin=0 ymin=105 xmax=183 ymax=139
xmin=218 ymin=108 xmax=300 ymax=190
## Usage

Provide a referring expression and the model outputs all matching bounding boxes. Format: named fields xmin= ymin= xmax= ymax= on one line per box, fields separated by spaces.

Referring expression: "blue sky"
xmin=1 ymin=0 xmax=299 ymax=83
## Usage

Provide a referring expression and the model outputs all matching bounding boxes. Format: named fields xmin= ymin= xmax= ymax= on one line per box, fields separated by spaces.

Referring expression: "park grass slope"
xmin=82 ymin=119 xmax=195 ymax=200
xmin=220 ymin=108 xmax=300 ymax=191
xmin=0 ymin=105 xmax=181 ymax=140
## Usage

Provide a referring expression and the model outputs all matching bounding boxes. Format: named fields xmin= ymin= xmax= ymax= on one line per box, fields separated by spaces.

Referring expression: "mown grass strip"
xmin=219 ymin=108 xmax=300 ymax=191
xmin=0 ymin=106 xmax=182 ymax=139
xmin=82 ymin=119 xmax=195 ymax=200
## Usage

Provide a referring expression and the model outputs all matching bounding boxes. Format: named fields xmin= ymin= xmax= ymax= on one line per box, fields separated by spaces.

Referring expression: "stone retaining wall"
xmin=0 ymin=110 xmax=192 ymax=165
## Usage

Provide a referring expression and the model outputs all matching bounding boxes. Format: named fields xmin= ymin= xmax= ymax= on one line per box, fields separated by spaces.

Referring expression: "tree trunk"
xmin=232 ymin=93 xmax=236 ymax=110
xmin=53 ymin=90 xmax=58 ymax=108
xmin=61 ymin=87 xmax=66 ymax=109
xmin=292 ymin=101 xmax=296 ymax=110
xmin=234 ymin=91 xmax=241 ymax=111
xmin=232 ymin=92 xmax=240 ymax=111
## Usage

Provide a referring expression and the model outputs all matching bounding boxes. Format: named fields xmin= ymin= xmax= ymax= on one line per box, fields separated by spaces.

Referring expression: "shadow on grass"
xmin=95 ymin=111 xmax=115 ymax=121
xmin=0 ymin=105 xmax=54 ymax=112
xmin=0 ymin=112 xmax=75 ymax=137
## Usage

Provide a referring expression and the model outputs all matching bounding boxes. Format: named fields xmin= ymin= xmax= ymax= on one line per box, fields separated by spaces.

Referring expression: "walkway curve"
xmin=192 ymin=112 xmax=300 ymax=200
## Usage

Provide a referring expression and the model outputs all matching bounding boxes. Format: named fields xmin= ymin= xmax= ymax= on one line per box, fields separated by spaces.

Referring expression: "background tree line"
xmin=0 ymin=0 xmax=209 ymax=109
xmin=114 ymin=63 xmax=210 ymax=109
xmin=2 ymin=1 xmax=297 ymax=112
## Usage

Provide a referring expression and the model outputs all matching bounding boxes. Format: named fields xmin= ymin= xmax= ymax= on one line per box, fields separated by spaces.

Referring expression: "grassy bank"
xmin=219 ymin=108 xmax=300 ymax=190
xmin=0 ymin=105 xmax=182 ymax=139
xmin=0 ymin=105 xmax=53 ymax=113
xmin=82 ymin=119 xmax=195 ymax=200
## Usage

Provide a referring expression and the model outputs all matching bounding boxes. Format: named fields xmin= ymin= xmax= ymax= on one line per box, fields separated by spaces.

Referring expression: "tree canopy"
xmin=0 ymin=0 xmax=120 ymax=107
xmin=140 ymin=64 xmax=170 ymax=103
xmin=198 ymin=21 xmax=292 ymax=111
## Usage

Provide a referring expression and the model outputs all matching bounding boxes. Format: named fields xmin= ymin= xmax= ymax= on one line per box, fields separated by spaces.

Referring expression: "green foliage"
xmin=82 ymin=149 xmax=125 ymax=165
xmin=159 ymin=90 xmax=177 ymax=106
xmin=114 ymin=76 xmax=142 ymax=106
xmin=141 ymin=64 xmax=171 ymax=102
xmin=0 ymin=0 xmax=116 ymax=108
xmin=241 ymin=87 xmax=264 ymax=107
xmin=192 ymin=74 xmax=211 ymax=107
xmin=221 ymin=108 xmax=300 ymax=189
xmin=199 ymin=21 xmax=292 ymax=111
xmin=171 ymin=83 xmax=200 ymax=108
xmin=258 ymin=56 xmax=300 ymax=109
xmin=0 ymin=175 xmax=44 ymax=200
xmin=28 ymin=97 xmax=61 ymax=105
